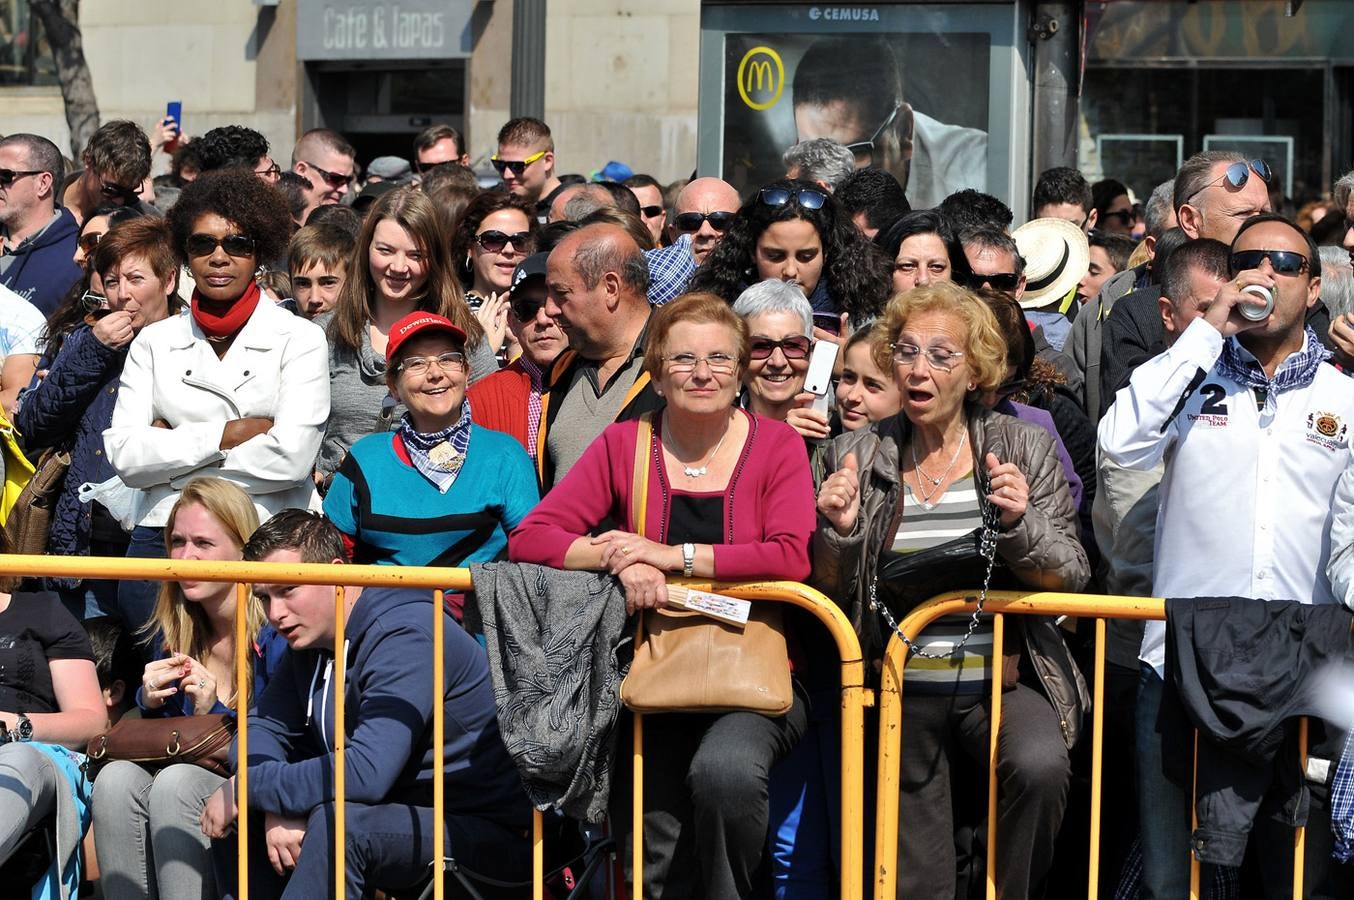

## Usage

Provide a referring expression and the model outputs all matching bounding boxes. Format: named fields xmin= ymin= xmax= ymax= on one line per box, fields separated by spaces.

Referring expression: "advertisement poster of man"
xmin=723 ymin=33 xmax=990 ymax=210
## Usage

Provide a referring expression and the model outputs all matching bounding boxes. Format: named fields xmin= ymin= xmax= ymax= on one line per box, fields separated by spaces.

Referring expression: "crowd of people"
xmin=0 ymin=108 xmax=1351 ymax=900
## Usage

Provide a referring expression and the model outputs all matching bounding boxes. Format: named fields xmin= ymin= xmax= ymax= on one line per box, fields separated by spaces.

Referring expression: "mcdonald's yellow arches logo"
xmin=737 ymin=45 xmax=785 ymax=111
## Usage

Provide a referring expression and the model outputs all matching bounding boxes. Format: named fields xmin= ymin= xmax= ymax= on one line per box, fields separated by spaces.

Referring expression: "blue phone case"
xmin=166 ymin=101 xmax=181 ymax=126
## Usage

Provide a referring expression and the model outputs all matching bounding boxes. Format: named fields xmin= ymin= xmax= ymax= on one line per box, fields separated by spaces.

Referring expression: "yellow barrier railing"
xmin=874 ymin=590 xmax=1309 ymax=900
xmin=0 ymin=556 xmax=868 ymax=900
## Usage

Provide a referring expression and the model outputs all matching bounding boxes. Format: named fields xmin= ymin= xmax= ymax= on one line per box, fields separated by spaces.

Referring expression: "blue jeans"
xmin=120 ymin=525 xmax=165 ymax=658
xmin=768 ymin=687 xmax=839 ymax=900
xmin=260 ymin=802 xmax=529 ymax=900
xmin=1135 ymin=664 xmax=1194 ymax=899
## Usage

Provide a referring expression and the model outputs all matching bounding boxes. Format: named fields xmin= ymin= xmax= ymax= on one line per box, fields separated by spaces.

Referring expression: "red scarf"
xmin=191 ymin=281 xmax=261 ymax=339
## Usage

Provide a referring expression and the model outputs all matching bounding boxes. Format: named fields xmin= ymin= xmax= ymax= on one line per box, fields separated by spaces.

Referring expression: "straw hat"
xmin=1011 ymin=217 xmax=1090 ymax=311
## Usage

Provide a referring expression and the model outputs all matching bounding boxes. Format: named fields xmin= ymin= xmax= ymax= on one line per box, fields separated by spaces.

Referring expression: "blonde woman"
xmin=91 ymin=478 xmax=287 ymax=900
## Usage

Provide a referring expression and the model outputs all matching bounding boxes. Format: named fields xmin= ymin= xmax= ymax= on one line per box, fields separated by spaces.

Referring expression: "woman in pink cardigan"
xmin=509 ymin=292 xmax=815 ymax=899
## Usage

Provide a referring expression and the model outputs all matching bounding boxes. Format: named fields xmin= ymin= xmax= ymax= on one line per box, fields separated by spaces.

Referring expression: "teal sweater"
xmin=323 ymin=425 xmax=539 ymax=568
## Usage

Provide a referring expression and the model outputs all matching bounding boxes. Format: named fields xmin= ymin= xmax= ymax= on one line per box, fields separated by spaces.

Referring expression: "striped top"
xmin=895 ymin=474 xmax=993 ymax=694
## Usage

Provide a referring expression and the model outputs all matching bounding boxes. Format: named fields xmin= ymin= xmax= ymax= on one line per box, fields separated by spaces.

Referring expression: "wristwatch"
xmin=14 ymin=712 xmax=32 ymax=742
xmin=682 ymin=542 xmax=695 ymax=578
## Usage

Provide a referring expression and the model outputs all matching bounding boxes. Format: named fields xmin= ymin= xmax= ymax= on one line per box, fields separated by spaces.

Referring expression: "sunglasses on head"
xmin=0 ymin=168 xmax=42 ymax=188
xmin=758 ymin=186 xmax=828 ymax=211
xmin=490 ymin=149 xmax=547 ymax=177
xmin=961 ymin=272 xmax=1022 ymax=292
xmin=302 ymin=161 xmax=353 ymax=188
xmin=673 ymin=211 xmax=736 ymax=233
xmin=1230 ymin=249 xmax=1309 ymax=276
xmin=1191 ymin=159 xmax=1272 ymax=201
xmin=77 ymin=231 xmax=103 ymax=252
xmin=476 ymin=230 xmax=532 ymax=254
xmin=185 ymin=232 xmax=257 ymax=258
xmin=749 ymin=334 xmax=812 ymax=360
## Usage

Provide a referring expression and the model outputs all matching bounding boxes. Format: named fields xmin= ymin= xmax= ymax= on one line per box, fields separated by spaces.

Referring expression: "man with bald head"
xmin=645 ymin=177 xmax=741 ymax=305
xmin=291 ymin=128 xmax=357 ymax=224
xmin=537 ymin=224 xmax=661 ymax=487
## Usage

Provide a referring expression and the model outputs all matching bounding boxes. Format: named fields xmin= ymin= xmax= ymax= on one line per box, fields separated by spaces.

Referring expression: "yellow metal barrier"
xmin=874 ymin=590 xmax=1310 ymax=900
xmin=0 ymin=556 xmax=868 ymax=900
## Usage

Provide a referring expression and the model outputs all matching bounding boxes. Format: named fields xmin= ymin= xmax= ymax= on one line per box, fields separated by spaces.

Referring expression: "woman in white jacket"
xmin=104 ymin=169 xmax=329 ymax=637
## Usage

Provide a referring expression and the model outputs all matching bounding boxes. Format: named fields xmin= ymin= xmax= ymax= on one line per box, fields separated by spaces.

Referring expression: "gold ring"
xmin=622 ymin=547 xmax=632 ymax=555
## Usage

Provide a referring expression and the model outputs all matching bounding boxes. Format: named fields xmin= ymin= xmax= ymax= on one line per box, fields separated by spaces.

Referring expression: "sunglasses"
xmin=186 ymin=232 xmax=258 ymax=258
xmin=1099 ymin=209 xmax=1134 ymax=226
xmin=254 ymin=163 xmax=282 ymax=180
xmin=1190 ymin=159 xmax=1272 ymax=202
xmin=476 ymin=230 xmax=532 ymax=254
xmin=673 ymin=211 xmax=736 ymax=233
xmin=1229 ymin=249 xmax=1309 ymax=276
xmin=961 ymin=272 xmax=1022 ymax=292
xmin=639 ymin=205 xmax=665 ymax=219
xmin=845 ymin=102 xmax=903 ymax=166
xmin=77 ymin=231 xmax=103 ymax=252
xmin=758 ymin=186 xmax=828 ymax=211
xmin=99 ymin=178 xmax=140 ymax=203
xmin=510 ymin=295 xmax=545 ymax=322
xmin=490 ymin=149 xmax=547 ymax=177
xmin=302 ymin=161 xmax=353 ymax=188
xmin=749 ymin=334 xmax=812 ymax=360
xmin=0 ymin=168 xmax=42 ymax=187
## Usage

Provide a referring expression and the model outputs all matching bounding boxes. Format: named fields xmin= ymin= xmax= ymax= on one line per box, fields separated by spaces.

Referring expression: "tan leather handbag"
xmin=87 ymin=714 xmax=236 ymax=778
xmin=618 ymin=414 xmax=793 ymax=716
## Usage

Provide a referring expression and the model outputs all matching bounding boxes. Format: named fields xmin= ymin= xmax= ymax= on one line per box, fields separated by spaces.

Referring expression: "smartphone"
xmin=812 ymin=311 xmax=842 ymax=336
xmin=164 ymin=101 xmax=182 ymax=152
xmin=803 ymin=339 xmax=839 ymax=415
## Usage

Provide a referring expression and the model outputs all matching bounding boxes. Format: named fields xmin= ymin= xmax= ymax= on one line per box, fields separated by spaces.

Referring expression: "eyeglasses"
xmin=99 ymin=178 xmax=140 ymax=203
xmin=845 ymin=102 xmax=903 ymax=166
xmin=892 ymin=342 xmax=966 ymax=372
xmin=673 ymin=211 xmax=736 ymax=233
xmin=254 ymin=163 xmax=282 ymax=180
xmin=749 ymin=335 xmax=811 ymax=360
xmin=664 ymin=352 xmax=738 ymax=375
xmin=0 ymin=169 xmax=42 ymax=187
xmin=185 ymin=232 xmax=258 ymax=258
xmin=398 ymin=351 xmax=467 ymax=376
xmin=510 ymin=295 xmax=545 ymax=322
xmin=758 ymin=186 xmax=828 ymax=211
xmin=639 ymin=205 xmax=665 ymax=219
xmin=77 ymin=231 xmax=103 ymax=253
xmin=476 ymin=230 xmax=532 ymax=254
xmin=1189 ymin=159 xmax=1272 ymax=202
xmin=490 ymin=149 xmax=547 ymax=177
xmin=301 ymin=161 xmax=354 ymax=188
xmin=1229 ymin=249 xmax=1310 ymax=276
xmin=961 ymin=272 xmax=1022 ymax=292
xmin=1099 ymin=210 xmax=1133 ymax=227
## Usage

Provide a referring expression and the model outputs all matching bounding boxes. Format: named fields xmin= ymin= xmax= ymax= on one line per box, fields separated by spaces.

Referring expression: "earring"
xmin=967 ymin=383 xmax=976 ymax=391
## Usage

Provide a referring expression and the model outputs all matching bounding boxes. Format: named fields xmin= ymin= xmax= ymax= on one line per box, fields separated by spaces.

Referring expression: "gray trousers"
xmin=0 ymin=742 xmax=59 ymax=865
xmin=91 ymin=760 xmax=224 ymax=900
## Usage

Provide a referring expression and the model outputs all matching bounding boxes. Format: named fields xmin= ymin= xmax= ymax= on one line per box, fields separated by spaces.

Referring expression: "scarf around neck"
xmin=396 ymin=397 xmax=474 ymax=493
xmin=192 ymin=280 xmax=261 ymax=339
xmin=1215 ymin=325 xmax=1330 ymax=416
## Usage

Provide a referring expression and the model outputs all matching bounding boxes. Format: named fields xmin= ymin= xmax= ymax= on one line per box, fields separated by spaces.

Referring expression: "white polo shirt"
xmin=0 ymin=282 xmax=47 ymax=358
xmin=1098 ymin=317 xmax=1354 ymax=675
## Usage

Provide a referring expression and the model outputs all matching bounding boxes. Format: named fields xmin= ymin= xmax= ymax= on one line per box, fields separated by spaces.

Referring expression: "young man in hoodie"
xmin=0 ymin=133 xmax=83 ymax=316
xmin=200 ymin=509 xmax=530 ymax=899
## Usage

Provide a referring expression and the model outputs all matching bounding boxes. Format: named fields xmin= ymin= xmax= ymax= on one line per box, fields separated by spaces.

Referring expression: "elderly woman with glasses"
xmin=104 ymin=169 xmax=329 ymax=639
xmin=689 ymin=178 xmax=891 ymax=340
xmin=323 ymin=311 xmax=537 ymax=596
xmin=510 ymin=292 xmax=815 ymax=899
xmin=813 ymin=281 xmax=1089 ymax=900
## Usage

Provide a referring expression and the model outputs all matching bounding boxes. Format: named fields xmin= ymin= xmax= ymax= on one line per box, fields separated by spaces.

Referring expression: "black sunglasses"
xmin=1099 ymin=209 xmax=1134 ymax=226
xmin=639 ymin=205 xmax=665 ymax=219
xmin=489 ymin=149 xmax=547 ymax=177
xmin=749 ymin=335 xmax=812 ymax=360
xmin=845 ymin=102 xmax=903 ymax=165
xmin=759 ymin=186 xmax=828 ymax=211
xmin=962 ymin=272 xmax=1022 ymax=292
xmin=1230 ymin=249 xmax=1309 ymax=276
xmin=302 ymin=160 xmax=353 ymax=188
xmin=1190 ymin=159 xmax=1272 ymax=202
xmin=673 ymin=211 xmax=736 ymax=233
xmin=0 ymin=168 xmax=42 ymax=187
xmin=99 ymin=178 xmax=140 ymax=202
xmin=186 ymin=232 xmax=258 ymax=258
xmin=476 ymin=230 xmax=532 ymax=254
xmin=510 ymin=295 xmax=545 ymax=322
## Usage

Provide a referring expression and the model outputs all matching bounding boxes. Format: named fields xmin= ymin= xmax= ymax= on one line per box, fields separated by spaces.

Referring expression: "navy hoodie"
xmin=1 ymin=207 xmax=83 ymax=317
xmin=244 ymin=586 xmax=529 ymax=828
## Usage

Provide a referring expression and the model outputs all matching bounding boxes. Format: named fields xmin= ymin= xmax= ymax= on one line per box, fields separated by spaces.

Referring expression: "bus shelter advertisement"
xmin=722 ymin=31 xmax=991 ymax=209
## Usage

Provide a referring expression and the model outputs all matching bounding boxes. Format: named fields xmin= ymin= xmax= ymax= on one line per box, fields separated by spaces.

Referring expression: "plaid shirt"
xmin=521 ymin=355 xmax=544 ymax=461
xmin=644 ymin=234 xmax=697 ymax=306
xmin=1333 ymin=729 xmax=1354 ymax=862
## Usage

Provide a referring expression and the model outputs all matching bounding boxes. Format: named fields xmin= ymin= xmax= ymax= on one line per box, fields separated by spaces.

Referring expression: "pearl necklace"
xmin=663 ymin=418 xmax=731 ymax=478
xmin=909 ymin=429 xmax=968 ymax=511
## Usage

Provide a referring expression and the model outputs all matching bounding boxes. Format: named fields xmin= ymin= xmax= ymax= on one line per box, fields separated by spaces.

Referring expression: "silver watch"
xmin=682 ymin=542 xmax=695 ymax=578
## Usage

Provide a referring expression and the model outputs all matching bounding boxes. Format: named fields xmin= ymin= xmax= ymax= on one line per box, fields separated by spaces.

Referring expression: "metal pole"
xmin=335 ymin=585 xmax=347 ymax=900
xmin=1029 ymin=2 xmax=1082 ymax=185
xmin=510 ymin=0 xmax=547 ymax=120
xmin=236 ymin=582 xmax=250 ymax=900
xmin=633 ymin=713 xmax=644 ymax=900
xmin=433 ymin=589 xmax=445 ymax=900
xmin=985 ymin=614 xmax=1005 ymax=900
xmin=1088 ymin=617 xmax=1106 ymax=899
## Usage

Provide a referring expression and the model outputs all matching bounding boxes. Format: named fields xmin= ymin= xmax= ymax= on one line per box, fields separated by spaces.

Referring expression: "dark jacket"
xmin=0 ymin=207 xmax=83 ymax=317
xmin=244 ymin=586 xmax=529 ymax=829
xmin=811 ymin=405 xmax=1092 ymax=747
xmin=15 ymin=324 xmax=128 ymax=568
xmin=1164 ymin=596 xmax=1353 ymax=867
xmin=136 ymin=626 xmax=289 ymax=718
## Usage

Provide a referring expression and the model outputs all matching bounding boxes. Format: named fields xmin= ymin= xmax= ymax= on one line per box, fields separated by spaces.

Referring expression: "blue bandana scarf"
xmin=1215 ymin=326 xmax=1329 ymax=417
xmin=397 ymin=398 xmax=474 ymax=494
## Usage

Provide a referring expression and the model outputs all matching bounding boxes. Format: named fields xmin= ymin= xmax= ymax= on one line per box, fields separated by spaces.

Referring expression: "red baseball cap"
xmin=385 ymin=312 xmax=467 ymax=366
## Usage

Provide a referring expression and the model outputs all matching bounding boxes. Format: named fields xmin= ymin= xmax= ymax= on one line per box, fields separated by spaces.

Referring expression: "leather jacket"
xmin=810 ymin=405 xmax=1092 ymax=748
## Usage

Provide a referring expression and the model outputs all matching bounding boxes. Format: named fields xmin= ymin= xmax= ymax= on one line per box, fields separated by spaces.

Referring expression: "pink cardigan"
xmin=508 ymin=410 xmax=815 ymax=582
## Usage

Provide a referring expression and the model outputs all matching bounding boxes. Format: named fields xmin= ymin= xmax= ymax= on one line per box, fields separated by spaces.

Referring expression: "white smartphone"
xmin=803 ymin=339 xmax=839 ymax=415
